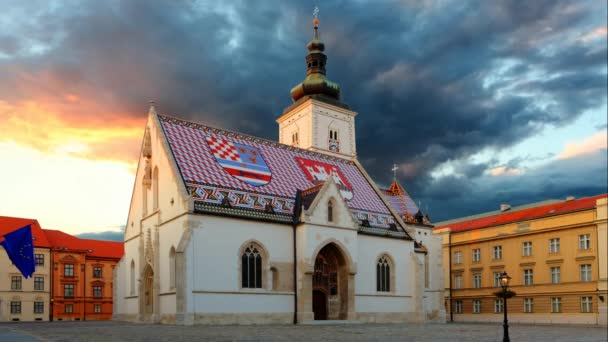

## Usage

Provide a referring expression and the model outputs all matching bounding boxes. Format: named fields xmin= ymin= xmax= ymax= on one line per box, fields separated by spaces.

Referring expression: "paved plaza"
xmin=0 ymin=321 xmax=606 ymax=342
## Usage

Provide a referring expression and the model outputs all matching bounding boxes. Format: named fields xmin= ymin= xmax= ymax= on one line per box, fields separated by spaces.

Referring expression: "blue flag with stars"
xmin=1 ymin=224 xmax=35 ymax=278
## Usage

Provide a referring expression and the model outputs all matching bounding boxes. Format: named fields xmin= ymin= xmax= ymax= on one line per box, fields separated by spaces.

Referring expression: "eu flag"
xmin=1 ymin=224 xmax=35 ymax=278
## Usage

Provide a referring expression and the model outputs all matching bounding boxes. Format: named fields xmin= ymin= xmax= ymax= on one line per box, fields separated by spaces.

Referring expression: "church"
xmin=113 ymin=15 xmax=445 ymax=325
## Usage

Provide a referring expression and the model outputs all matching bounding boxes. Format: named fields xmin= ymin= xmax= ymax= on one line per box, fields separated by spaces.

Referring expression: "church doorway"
xmin=312 ymin=243 xmax=348 ymax=320
xmin=143 ymin=264 xmax=154 ymax=314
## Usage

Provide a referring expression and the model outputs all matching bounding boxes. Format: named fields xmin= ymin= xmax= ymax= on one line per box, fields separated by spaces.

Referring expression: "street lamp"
xmin=500 ymin=271 xmax=512 ymax=342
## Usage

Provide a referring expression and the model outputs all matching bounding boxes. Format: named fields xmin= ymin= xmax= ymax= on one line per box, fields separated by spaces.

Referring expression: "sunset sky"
xmin=0 ymin=0 xmax=606 ymax=239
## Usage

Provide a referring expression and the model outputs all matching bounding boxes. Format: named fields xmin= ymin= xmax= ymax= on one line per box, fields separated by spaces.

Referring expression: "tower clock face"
xmin=329 ymin=140 xmax=339 ymax=152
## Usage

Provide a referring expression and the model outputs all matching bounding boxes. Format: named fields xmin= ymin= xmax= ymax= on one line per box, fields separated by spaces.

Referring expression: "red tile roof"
xmin=43 ymin=229 xmax=123 ymax=259
xmin=0 ymin=216 xmax=51 ymax=247
xmin=435 ymin=194 xmax=607 ymax=233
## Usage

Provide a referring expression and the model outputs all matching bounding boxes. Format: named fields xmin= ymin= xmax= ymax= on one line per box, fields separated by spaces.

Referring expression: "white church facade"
xmin=113 ymin=16 xmax=445 ymax=325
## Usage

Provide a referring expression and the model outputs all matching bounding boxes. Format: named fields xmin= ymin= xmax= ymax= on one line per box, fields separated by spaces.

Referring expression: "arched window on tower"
xmin=152 ymin=167 xmax=159 ymax=210
xmin=377 ymin=255 xmax=392 ymax=292
xmin=130 ymin=260 xmax=135 ymax=295
xmin=328 ymin=200 xmax=334 ymax=223
xmin=328 ymin=129 xmax=340 ymax=152
xmin=241 ymin=243 xmax=264 ymax=289
xmin=169 ymin=247 xmax=176 ymax=289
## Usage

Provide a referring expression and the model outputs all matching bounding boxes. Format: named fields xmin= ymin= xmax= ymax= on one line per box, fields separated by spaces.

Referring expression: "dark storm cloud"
xmin=1 ymin=0 xmax=606 ymax=221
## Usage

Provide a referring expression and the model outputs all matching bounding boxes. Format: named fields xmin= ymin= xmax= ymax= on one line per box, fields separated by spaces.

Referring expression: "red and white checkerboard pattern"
xmin=160 ymin=116 xmax=391 ymax=215
xmin=205 ymin=136 xmax=241 ymax=162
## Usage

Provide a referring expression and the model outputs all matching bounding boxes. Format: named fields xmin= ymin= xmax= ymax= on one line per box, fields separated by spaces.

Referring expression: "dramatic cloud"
xmin=0 ymin=0 xmax=606 ymax=227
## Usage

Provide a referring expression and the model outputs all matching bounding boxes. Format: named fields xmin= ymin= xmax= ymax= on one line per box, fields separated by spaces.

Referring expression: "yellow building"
xmin=434 ymin=194 xmax=607 ymax=325
xmin=0 ymin=217 xmax=52 ymax=322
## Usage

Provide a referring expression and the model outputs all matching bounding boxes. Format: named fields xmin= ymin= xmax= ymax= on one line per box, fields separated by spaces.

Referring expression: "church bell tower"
xmin=277 ymin=10 xmax=357 ymax=159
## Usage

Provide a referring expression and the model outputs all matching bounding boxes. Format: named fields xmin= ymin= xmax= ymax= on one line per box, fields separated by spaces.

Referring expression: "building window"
xmin=169 ymin=247 xmax=176 ymax=289
xmin=473 ymin=273 xmax=482 ymax=289
xmin=454 ymin=274 xmax=463 ymax=289
xmin=493 ymin=272 xmax=503 ymax=288
xmin=524 ymin=298 xmax=534 ymax=313
xmin=580 ymin=264 xmax=592 ymax=282
xmin=241 ymin=244 xmax=263 ymax=289
xmin=453 ymin=251 xmax=462 ymax=264
xmin=550 ymin=267 xmax=561 ymax=284
xmin=153 ymin=166 xmax=159 ymax=210
xmin=10 ymin=301 xmax=21 ymax=314
xmin=549 ymin=238 xmax=560 ymax=253
xmin=35 ymin=254 xmax=44 ymax=266
xmin=291 ymin=131 xmax=299 ymax=146
xmin=64 ymin=284 xmax=74 ymax=297
xmin=130 ymin=260 xmax=135 ymax=295
xmin=377 ymin=255 xmax=391 ymax=292
xmin=34 ymin=277 xmax=44 ymax=291
xmin=578 ymin=234 xmax=591 ymax=250
xmin=65 ymin=304 xmax=73 ymax=314
xmin=472 ymin=248 xmax=480 ymax=262
xmin=523 ymin=269 xmax=534 ymax=286
xmin=551 ymin=297 xmax=561 ymax=313
xmin=327 ymin=200 xmax=334 ymax=223
xmin=454 ymin=300 xmax=463 ymax=314
xmin=94 ymin=304 xmax=102 ymax=313
xmin=473 ymin=300 xmax=481 ymax=314
xmin=581 ymin=296 xmax=592 ymax=313
xmin=64 ymin=264 xmax=74 ymax=277
xmin=93 ymin=286 xmax=102 ymax=298
xmin=522 ymin=241 xmax=532 ymax=256
xmin=11 ymin=276 xmax=22 ymax=290
xmin=34 ymin=302 xmax=44 ymax=314
xmin=93 ymin=267 xmax=102 ymax=278
xmin=493 ymin=245 xmax=502 ymax=260
xmin=494 ymin=299 xmax=503 ymax=313
xmin=328 ymin=129 xmax=340 ymax=152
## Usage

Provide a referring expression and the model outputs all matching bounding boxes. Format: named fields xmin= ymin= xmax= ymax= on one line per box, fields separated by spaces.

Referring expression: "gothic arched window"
xmin=377 ymin=255 xmax=392 ymax=292
xmin=328 ymin=200 xmax=334 ymax=223
xmin=241 ymin=243 xmax=263 ymax=289
xmin=169 ymin=247 xmax=176 ymax=289
xmin=130 ymin=260 xmax=135 ymax=295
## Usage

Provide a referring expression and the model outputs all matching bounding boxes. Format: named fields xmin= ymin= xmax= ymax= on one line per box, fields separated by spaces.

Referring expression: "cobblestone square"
xmin=1 ymin=321 xmax=606 ymax=342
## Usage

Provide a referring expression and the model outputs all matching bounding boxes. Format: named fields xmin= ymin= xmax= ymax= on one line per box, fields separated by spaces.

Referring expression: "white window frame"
xmin=581 ymin=296 xmax=592 ymax=313
xmin=524 ymin=269 xmax=534 ymax=286
xmin=580 ymin=264 xmax=592 ymax=282
xmin=549 ymin=238 xmax=560 ymax=253
xmin=493 ymin=272 xmax=502 ymax=288
xmin=524 ymin=298 xmax=534 ymax=313
xmin=473 ymin=300 xmax=481 ymax=314
xmin=522 ymin=241 xmax=532 ymax=256
xmin=494 ymin=299 xmax=503 ymax=313
xmin=454 ymin=251 xmax=462 ymax=265
xmin=550 ymin=266 xmax=560 ymax=284
xmin=472 ymin=248 xmax=480 ymax=262
xmin=578 ymin=234 xmax=591 ymax=250
xmin=454 ymin=274 xmax=463 ymax=289
xmin=551 ymin=297 xmax=561 ymax=313
xmin=455 ymin=300 xmax=463 ymax=314
xmin=473 ymin=273 xmax=482 ymax=289
xmin=493 ymin=245 xmax=502 ymax=260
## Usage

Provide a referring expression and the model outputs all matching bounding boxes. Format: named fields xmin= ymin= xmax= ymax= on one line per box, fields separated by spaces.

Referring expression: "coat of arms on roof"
xmin=296 ymin=157 xmax=353 ymax=200
xmin=205 ymin=136 xmax=272 ymax=187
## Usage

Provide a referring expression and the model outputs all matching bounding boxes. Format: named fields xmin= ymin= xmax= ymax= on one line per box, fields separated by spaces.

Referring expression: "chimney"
xmin=566 ymin=196 xmax=575 ymax=201
xmin=500 ymin=204 xmax=511 ymax=212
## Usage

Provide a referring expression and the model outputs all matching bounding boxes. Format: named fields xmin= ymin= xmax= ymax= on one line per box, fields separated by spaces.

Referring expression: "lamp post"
xmin=500 ymin=271 xmax=512 ymax=342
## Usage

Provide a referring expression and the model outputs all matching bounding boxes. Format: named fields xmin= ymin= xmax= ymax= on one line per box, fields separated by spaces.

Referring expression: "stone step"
xmin=301 ymin=320 xmax=362 ymax=325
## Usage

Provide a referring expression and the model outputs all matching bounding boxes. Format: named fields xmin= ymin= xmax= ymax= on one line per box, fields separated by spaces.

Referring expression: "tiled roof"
xmin=44 ymin=229 xmax=124 ymax=259
xmin=159 ymin=115 xmax=402 ymax=230
xmin=0 ymin=216 xmax=50 ymax=247
xmin=381 ymin=181 xmax=429 ymax=225
xmin=435 ymin=194 xmax=607 ymax=233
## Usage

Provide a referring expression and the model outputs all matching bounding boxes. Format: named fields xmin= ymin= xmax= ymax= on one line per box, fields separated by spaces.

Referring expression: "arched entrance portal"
xmin=312 ymin=243 xmax=348 ymax=320
xmin=143 ymin=264 xmax=154 ymax=314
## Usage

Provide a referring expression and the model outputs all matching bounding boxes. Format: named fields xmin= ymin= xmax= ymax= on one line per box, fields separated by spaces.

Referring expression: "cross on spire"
xmin=392 ymin=163 xmax=399 ymax=182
